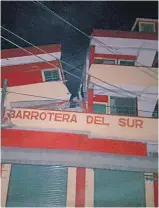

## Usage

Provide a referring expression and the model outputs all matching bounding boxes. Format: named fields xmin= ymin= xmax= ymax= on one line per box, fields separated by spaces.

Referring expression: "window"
xmin=119 ymin=60 xmax=135 ymax=66
xmin=94 ymin=59 xmax=116 ymax=65
xmin=139 ymin=23 xmax=155 ymax=32
xmin=110 ymin=97 xmax=137 ymax=116
xmin=93 ymin=103 xmax=107 ymax=114
xmin=42 ymin=69 xmax=60 ymax=82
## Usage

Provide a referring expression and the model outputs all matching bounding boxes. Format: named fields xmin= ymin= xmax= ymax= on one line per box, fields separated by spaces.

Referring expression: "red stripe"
xmin=75 ymin=168 xmax=86 ymax=207
xmin=2 ymin=129 xmax=147 ymax=156
xmin=88 ymin=88 xmax=94 ymax=113
xmin=95 ymin=53 xmax=136 ymax=61
xmin=92 ymin=29 xmax=158 ymax=40
xmin=93 ymin=95 xmax=108 ymax=103
xmin=1 ymin=44 xmax=61 ymax=58
xmin=1 ymin=61 xmax=60 ymax=87
xmin=2 ymin=60 xmax=60 ymax=71
xmin=154 ymin=173 xmax=158 ymax=207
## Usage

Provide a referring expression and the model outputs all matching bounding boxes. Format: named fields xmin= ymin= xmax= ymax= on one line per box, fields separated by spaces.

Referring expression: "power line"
xmin=6 ymin=91 xmax=68 ymax=102
xmin=1 ymin=35 xmax=157 ymax=107
xmin=1 ymin=35 xmax=81 ymax=81
xmin=33 ymin=0 xmax=158 ymax=80
xmin=1 ymin=34 xmax=131 ymax=99
xmin=1 ymin=27 xmax=140 ymax=98
xmin=6 ymin=91 xmax=157 ymax=115
xmin=1 ymin=28 xmax=157 ymax=106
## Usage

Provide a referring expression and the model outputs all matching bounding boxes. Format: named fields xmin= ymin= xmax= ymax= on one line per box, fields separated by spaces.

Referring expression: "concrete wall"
xmin=91 ymin=37 xmax=157 ymax=67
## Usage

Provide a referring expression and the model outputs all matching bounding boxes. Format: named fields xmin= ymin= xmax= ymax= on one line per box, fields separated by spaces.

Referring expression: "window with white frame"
xmin=94 ymin=58 xmax=116 ymax=65
xmin=119 ymin=60 xmax=135 ymax=66
xmin=139 ymin=23 xmax=155 ymax=32
xmin=42 ymin=69 xmax=60 ymax=82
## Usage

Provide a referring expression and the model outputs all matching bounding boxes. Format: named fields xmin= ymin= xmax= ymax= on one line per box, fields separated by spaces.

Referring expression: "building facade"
xmin=1 ymin=18 xmax=158 ymax=207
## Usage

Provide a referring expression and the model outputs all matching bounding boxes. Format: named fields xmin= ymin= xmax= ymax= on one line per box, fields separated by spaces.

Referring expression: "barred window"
xmin=119 ymin=60 xmax=135 ymax=66
xmin=140 ymin=23 xmax=155 ymax=32
xmin=110 ymin=96 xmax=137 ymax=116
xmin=42 ymin=69 xmax=60 ymax=82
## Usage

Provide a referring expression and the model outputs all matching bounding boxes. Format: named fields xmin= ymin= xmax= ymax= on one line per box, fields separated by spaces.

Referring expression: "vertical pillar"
xmin=144 ymin=173 xmax=155 ymax=207
xmin=1 ymin=79 xmax=8 ymax=121
xmin=1 ymin=164 xmax=11 ymax=207
xmin=153 ymin=173 xmax=158 ymax=207
xmin=88 ymin=88 xmax=94 ymax=113
xmin=66 ymin=167 xmax=76 ymax=208
xmin=66 ymin=167 xmax=94 ymax=207
xmin=89 ymin=45 xmax=95 ymax=67
xmin=85 ymin=168 xmax=94 ymax=207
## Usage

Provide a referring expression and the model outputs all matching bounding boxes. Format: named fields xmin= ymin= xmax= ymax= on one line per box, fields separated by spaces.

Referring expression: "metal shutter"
xmin=7 ymin=165 xmax=67 ymax=207
xmin=94 ymin=169 xmax=146 ymax=207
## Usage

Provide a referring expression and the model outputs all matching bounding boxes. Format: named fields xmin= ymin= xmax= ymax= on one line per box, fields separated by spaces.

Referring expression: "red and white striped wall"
xmin=1 ymin=164 xmax=158 ymax=207
xmin=67 ymin=169 xmax=158 ymax=207
xmin=1 ymin=44 xmax=64 ymax=87
xmin=1 ymin=44 xmax=61 ymax=67
xmin=66 ymin=167 xmax=94 ymax=207
xmin=144 ymin=173 xmax=158 ymax=207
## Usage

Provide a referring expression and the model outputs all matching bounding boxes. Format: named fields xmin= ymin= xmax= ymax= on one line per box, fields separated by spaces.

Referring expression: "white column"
xmin=66 ymin=167 xmax=76 ymax=208
xmin=1 ymin=164 xmax=11 ymax=207
xmin=144 ymin=173 xmax=155 ymax=207
xmin=85 ymin=168 xmax=94 ymax=207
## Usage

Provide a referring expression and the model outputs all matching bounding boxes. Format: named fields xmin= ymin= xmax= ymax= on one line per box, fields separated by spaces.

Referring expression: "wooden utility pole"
xmin=1 ymin=79 xmax=8 ymax=121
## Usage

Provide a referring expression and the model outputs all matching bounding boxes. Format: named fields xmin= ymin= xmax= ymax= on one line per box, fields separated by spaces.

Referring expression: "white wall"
xmin=1 ymin=52 xmax=61 ymax=67
xmin=91 ymin=37 xmax=158 ymax=67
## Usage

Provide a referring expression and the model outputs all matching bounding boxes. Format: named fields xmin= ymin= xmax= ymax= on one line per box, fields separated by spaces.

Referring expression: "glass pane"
xmin=44 ymin=70 xmax=60 ymax=81
xmin=103 ymin=60 xmax=115 ymax=65
xmin=94 ymin=59 xmax=115 ymax=65
xmin=93 ymin=103 xmax=106 ymax=114
xmin=140 ymin=23 xmax=154 ymax=32
xmin=120 ymin=60 xmax=135 ymax=66
xmin=110 ymin=97 xmax=137 ymax=116
xmin=94 ymin=59 xmax=104 ymax=64
xmin=94 ymin=169 xmax=145 ymax=207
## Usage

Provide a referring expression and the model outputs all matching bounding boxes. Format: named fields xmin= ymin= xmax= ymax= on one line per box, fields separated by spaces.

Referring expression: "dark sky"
xmin=1 ymin=1 xmax=158 ymax=95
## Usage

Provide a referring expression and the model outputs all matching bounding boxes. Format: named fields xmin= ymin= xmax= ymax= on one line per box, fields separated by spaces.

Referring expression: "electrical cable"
xmin=1 ymin=35 xmax=81 ymax=81
xmin=1 ymin=29 xmax=157 ymax=105
xmin=1 ymin=27 xmax=141 ymax=98
xmin=32 ymin=1 xmax=158 ymax=102
xmin=33 ymin=0 xmax=158 ymax=80
xmin=2 ymin=35 xmax=157 ymax=108
xmin=1 ymin=35 xmax=130 ymax=98
xmin=6 ymin=91 xmax=156 ymax=114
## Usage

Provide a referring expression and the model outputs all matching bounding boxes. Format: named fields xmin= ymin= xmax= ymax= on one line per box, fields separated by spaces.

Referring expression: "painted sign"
xmin=7 ymin=108 xmax=157 ymax=141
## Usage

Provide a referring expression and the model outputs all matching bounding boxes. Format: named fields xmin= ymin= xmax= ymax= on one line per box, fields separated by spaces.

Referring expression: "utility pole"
xmin=1 ymin=79 xmax=8 ymax=122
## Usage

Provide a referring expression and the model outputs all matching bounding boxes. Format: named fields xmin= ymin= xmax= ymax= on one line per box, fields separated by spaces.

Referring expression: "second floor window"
xmin=94 ymin=59 xmax=116 ymax=65
xmin=110 ymin=96 xmax=137 ymax=116
xmin=139 ymin=23 xmax=155 ymax=33
xmin=42 ymin=69 xmax=60 ymax=82
xmin=119 ymin=60 xmax=135 ymax=66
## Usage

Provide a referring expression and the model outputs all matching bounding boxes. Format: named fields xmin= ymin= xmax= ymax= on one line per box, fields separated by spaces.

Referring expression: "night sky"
xmin=1 ymin=1 xmax=158 ymax=96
